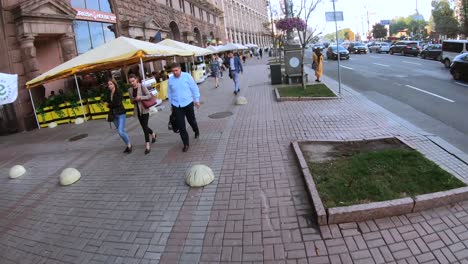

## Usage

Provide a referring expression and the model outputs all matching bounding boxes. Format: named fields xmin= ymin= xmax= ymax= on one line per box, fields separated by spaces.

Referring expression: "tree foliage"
xmin=372 ymin=24 xmax=388 ymax=39
xmin=458 ymin=0 xmax=468 ymax=36
xmin=431 ymin=0 xmax=459 ymax=37
xmin=324 ymin=28 xmax=354 ymax=42
xmin=389 ymin=15 xmax=427 ymax=38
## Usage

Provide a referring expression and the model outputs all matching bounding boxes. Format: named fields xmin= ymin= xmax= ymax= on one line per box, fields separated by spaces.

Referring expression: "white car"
xmin=369 ymin=42 xmax=390 ymax=53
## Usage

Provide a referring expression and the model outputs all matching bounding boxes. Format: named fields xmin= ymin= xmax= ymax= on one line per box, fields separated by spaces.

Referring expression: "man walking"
xmin=259 ymin=48 xmax=263 ymax=59
xmin=168 ymin=63 xmax=200 ymax=152
xmin=224 ymin=51 xmax=243 ymax=95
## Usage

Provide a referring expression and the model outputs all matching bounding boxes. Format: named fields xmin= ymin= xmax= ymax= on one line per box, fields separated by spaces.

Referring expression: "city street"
xmin=306 ymin=49 xmax=468 ymax=153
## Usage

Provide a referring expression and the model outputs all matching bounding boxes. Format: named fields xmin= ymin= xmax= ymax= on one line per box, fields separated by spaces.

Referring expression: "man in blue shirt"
xmin=223 ymin=51 xmax=243 ymax=95
xmin=168 ymin=63 xmax=201 ymax=152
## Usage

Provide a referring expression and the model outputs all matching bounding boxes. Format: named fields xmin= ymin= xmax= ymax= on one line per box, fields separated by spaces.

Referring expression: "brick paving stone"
xmin=2 ymin=58 xmax=468 ymax=263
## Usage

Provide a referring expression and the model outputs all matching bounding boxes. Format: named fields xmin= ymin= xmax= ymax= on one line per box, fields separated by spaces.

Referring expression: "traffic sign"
xmin=380 ymin=20 xmax=390 ymax=25
xmin=325 ymin=11 xmax=344 ymax=22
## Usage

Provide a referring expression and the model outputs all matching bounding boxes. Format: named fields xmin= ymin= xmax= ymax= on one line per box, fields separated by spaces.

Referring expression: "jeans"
xmin=113 ymin=114 xmax=130 ymax=145
xmin=172 ymin=102 xmax=199 ymax=146
xmin=137 ymin=113 xmax=154 ymax=143
xmin=231 ymin=71 xmax=240 ymax=92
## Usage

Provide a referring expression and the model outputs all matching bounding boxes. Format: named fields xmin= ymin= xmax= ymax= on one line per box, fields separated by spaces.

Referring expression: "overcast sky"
xmin=270 ymin=0 xmax=435 ymax=39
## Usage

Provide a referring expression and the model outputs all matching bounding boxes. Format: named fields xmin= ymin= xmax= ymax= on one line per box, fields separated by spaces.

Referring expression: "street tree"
xmin=324 ymin=28 xmax=354 ymax=42
xmin=372 ymin=23 xmax=388 ymax=39
xmin=431 ymin=0 xmax=459 ymax=38
xmin=458 ymin=0 xmax=468 ymax=37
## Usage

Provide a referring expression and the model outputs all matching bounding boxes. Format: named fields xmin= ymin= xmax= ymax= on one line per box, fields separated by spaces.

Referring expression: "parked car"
xmin=420 ymin=44 xmax=442 ymax=60
xmin=441 ymin=40 xmax=468 ymax=68
xmin=450 ymin=53 xmax=468 ymax=80
xmin=326 ymin=45 xmax=350 ymax=60
xmin=348 ymin=42 xmax=367 ymax=54
xmin=389 ymin=41 xmax=421 ymax=56
xmin=369 ymin=42 xmax=390 ymax=53
xmin=313 ymin=43 xmax=325 ymax=50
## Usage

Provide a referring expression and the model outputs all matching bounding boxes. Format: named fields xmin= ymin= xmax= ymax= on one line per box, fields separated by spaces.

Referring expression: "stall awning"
xmin=26 ymin=36 xmax=193 ymax=88
xmin=157 ymin=39 xmax=214 ymax=56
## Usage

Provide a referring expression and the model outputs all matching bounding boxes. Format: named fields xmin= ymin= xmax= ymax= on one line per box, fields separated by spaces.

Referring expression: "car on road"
xmin=313 ymin=43 xmax=325 ymax=50
xmin=348 ymin=42 xmax=368 ymax=54
xmin=420 ymin=44 xmax=442 ymax=60
xmin=389 ymin=41 xmax=421 ymax=56
xmin=441 ymin=40 xmax=468 ymax=68
xmin=326 ymin=45 xmax=350 ymax=60
xmin=450 ymin=53 xmax=468 ymax=80
xmin=369 ymin=42 xmax=390 ymax=53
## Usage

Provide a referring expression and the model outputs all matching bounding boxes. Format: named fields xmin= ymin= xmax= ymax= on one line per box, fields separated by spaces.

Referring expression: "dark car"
xmin=326 ymin=45 xmax=350 ymax=60
xmin=450 ymin=53 xmax=468 ymax=80
xmin=348 ymin=42 xmax=367 ymax=54
xmin=389 ymin=41 xmax=421 ymax=56
xmin=313 ymin=44 xmax=325 ymax=50
xmin=420 ymin=44 xmax=442 ymax=60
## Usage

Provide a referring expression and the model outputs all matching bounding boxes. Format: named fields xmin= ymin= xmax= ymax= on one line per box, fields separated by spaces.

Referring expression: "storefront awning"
xmin=157 ymin=39 xmax=214 ymax=56
xmin=26 ymin=36 xmax=193 ymax=88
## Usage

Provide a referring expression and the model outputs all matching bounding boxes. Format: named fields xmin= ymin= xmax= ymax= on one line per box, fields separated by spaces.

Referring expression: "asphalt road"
xmin=305 ymin=48 xmax=468 ymax=154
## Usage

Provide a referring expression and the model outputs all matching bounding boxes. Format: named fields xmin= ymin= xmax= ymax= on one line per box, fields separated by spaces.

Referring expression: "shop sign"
xmin=74 ymin=8 xmax=116 ymax=23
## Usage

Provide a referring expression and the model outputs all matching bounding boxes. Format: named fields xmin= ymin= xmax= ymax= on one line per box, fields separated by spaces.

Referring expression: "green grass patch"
xmin=309 ymin=149 xmax=466 ymax=208
xmin=278 ymin=84 xmax=336 ymax=97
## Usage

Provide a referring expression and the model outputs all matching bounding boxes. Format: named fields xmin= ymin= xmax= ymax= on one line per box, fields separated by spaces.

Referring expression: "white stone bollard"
xmin=185 ymin=164 xmax=215 ymax=187
xmin=59 ymin=168 xmax=81 ymax=186
xmin=236 ymin=96 xmax=248 ymax=105
xmin=48 ymin=122 xmax=58 ymax=128
xmin=9 ymin=165 xmax=26 ymax=179
xmin=75 ymin=118 xmax=84 ymax=125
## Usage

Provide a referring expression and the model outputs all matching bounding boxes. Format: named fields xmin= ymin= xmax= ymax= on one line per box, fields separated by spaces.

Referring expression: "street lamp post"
xmin=331 ymin=0 xmax=341 ymax=94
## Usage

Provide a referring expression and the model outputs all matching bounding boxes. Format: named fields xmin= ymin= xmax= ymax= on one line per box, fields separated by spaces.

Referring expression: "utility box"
xmin=270 ymin=63 xmax=282 ymax=85
xmin=283 ymin=45 xmax=302 ymax=76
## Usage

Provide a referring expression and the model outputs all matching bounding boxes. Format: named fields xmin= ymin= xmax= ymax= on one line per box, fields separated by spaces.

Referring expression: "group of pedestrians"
xmin=106 ymin=63 xmax=200 ymax=154
xmin=208 ymin=50 xmax=243 ymax=95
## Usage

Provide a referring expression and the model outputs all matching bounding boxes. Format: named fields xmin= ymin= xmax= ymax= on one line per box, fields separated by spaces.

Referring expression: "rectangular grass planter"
xmin=275 ymin=84 xmax=340 ymax=102
xmin=292 ymin=138 xmax=468 ymax=226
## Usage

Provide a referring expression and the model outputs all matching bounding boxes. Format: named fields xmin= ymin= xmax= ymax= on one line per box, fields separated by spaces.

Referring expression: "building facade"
xmin=212 ymin=0 xmax=270 ymax=46
xmin=0 ymin=0 xmax=225 ymax=133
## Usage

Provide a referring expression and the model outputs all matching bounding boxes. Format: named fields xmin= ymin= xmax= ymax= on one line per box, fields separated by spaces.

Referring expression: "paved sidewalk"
xmin=1 ymin=57 xmax=468 ymax=264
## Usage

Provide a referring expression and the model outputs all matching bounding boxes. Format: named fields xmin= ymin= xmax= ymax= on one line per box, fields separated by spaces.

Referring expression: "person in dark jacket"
xmin=223 ymin=51 xmax=243 ymax=95
xmin=106 ymin=78 xmax=132 ymax=153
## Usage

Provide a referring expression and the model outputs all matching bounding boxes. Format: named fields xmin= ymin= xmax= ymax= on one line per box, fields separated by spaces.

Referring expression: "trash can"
xmin=270 ymin=63 xmax=282 ymax=85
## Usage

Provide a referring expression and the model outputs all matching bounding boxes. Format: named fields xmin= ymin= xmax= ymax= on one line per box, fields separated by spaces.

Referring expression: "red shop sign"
xmin=74 ymin=8 xmax=116 ymax=23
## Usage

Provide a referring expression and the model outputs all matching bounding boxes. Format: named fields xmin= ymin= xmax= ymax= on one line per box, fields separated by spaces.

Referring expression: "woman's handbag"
xmin=312 ymin=61 xmax=317 ymax=70
xmin=107 ymin=111 xmax=115 ymax=122
xmin=142 ymin=96 xmax=157 ymax=109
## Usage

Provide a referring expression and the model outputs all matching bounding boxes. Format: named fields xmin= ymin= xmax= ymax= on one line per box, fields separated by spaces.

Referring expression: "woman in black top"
xmin=107 ymin=78 xmax=132 ymax=153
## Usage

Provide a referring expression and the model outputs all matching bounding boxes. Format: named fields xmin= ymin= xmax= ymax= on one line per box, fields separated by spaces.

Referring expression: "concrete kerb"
xmin=291 ymin=138 xmax=468 ymax=226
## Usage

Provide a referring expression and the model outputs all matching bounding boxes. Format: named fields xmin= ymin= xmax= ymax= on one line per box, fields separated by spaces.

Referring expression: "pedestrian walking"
xmin=259 ymin=48 xmax=263 ymax=59
xmin=209 ymin=55 xmax=221 ymax=88
xmin=168 ymin=63 xmax=201 ymax=153
xmin=217 ymin=55 xmax=224 ymax=78
xmin=128 ymin=74 xmax=157 ymax=155
xmin=224 ymin=51 xmax=243 ymax=95
xmin=312 ymin=48 xmax=324 ymax=83
xmin=106 ymin=78 xmax=132 ymax=154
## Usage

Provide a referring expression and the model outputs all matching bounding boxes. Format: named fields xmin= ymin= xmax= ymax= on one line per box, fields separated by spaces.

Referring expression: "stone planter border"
xmin=275 ymin=86 xmax=340 ymax=102
xmin=291 ymin=138 xmax=468 ymax=226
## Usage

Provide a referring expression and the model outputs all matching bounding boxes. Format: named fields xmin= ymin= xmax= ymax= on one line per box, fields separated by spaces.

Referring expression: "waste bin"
xmin=270 ymin=63 xmax=282 ymax=85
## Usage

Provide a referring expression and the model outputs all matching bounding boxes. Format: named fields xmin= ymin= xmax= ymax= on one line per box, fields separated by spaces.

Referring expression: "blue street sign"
xmin=380 ymin=20 xmax=390 ymax=25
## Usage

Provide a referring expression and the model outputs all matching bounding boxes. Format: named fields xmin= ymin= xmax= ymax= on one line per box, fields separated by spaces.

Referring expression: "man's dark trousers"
xmin=172 ymin=102 xmax=199 ymax=146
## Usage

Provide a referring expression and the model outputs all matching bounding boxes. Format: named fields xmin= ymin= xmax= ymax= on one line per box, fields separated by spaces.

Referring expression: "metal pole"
xmin=74 ymin=74 xmax=87 ymax=121
xmin=139 ymin=57 xmax=146 ymax=82
xmin=28 ymin=89 xmax=40 ymax=129
xmin=333 ymin=0 xmax=342 ymax=94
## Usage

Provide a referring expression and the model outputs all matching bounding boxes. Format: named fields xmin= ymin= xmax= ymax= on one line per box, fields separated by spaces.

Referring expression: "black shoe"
xmin=195 ymin=132 xmax=199 ymax=139
xmin=315 ymin=79 xmax=320 ymax=82
xmin=233 ymin=91 xmax=237 ymax=95
xmin=123 ymin=145 xmax=132 ymax=154
xmin=151 ymin=134 xmax=156 ymax=143
xmin=182 ymin=145 xmax=189 ymax=152
xmin=145 ymin=148 xmax=151 ymax=155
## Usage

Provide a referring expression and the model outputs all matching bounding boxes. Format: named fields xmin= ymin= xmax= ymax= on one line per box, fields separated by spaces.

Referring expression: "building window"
xmin=73 ymin=21 xmax=115 ymax=54
xmin=166 ymin=0 xmax=173 ymax=8
xmin=199 ymin=9 xmax=203 ymax=20
xmin=71 ymin=0 xmax=112 ymax=12
xmin=207 ymin=13 xmax=211 ymax=23
xmin=214 ymin=16 xmax=217 ymax=24
xmin=179 ymin=0 xmax=185 ymax=11
xmin=190 ymin=3 xmax=195 ymax=16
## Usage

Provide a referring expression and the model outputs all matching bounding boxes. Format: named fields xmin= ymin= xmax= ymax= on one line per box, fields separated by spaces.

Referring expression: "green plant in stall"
xmin=66 ymin=91 xmax=80 ymax=117
xmin=49 ymin=94 xmax=67 ymax=118
xmin=36 ymin=102 xmax=46 ymax=122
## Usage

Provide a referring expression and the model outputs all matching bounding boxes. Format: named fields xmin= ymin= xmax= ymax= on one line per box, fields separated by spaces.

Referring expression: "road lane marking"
xmin=405 ymin=85 xmax=455 ymax=103
xmin=403 ymin=61 xmax=422 ymax=65
xmin=455 ymin=81 xmax=468 ymax=87
xmin=373 ymin=63 xmax=390 ymax=67
xmin=340 ymin=65 xmax=354 ymax=70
